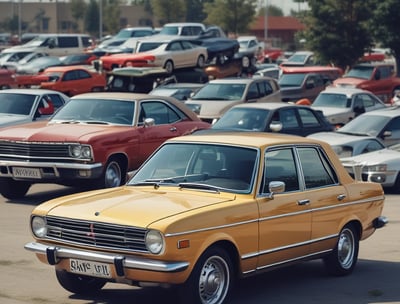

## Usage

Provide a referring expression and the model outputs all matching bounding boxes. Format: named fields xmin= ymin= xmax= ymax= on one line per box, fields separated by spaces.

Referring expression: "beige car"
xmin=185 ymin=77 xmax=282 ymax=123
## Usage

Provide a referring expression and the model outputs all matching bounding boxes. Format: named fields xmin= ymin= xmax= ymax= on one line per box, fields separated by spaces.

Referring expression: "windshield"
xmin=0 ymin=93 xmax=36 ymax=115
xmin=191 ymin=83 xmax=246 ymax=101
xmin=338 ymin=114 xmax=390 ymax=136
xmin=287 ymin=54 xmax=308 ymax=63
xmin=52 ymin=98 xmax=135 ymax=125
xmin=115 ymin=29 xmax=134 ymax=39
xmin=129 ymin=143 xmax=258 ymax=193
xmin=159 ymin=26 xmax=179 ymax=35
xmin=213 ymin=108 xmax=269 ymax=131
xmin=278 ymin=74 xmax=306 ymax=87
xmin=23 ymin=36 xmax=53 ymax=47
xmin=345 ymin=66 xmax=374 ymax=79
xmin=312 ymin=93 xmax=350 ymax=108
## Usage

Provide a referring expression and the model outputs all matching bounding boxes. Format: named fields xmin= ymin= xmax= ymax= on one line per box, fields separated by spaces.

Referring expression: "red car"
xmin=0 ymin=68 xmax=16 ymax=89
xmin=33 ymin=65 xmax=107 ymax=96
xmin=0 ymin=92 xmax=210 ymax=199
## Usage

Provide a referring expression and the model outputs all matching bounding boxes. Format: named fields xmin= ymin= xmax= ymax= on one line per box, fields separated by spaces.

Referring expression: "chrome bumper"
xmin=24 ymin=242 xmax=189 ymax=276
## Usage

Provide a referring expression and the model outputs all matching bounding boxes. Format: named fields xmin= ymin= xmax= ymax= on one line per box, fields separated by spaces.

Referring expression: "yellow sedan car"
xmin=25 ymin=132 xmax=387 ymax=304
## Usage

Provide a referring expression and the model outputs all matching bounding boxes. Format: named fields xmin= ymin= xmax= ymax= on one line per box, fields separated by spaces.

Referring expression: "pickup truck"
xmin=333 ymin=62 xmax=400 ymax=103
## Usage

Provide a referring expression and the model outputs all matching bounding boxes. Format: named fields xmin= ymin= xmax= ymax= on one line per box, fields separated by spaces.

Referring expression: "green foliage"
xmin=70 ymin=0 xmax=87 ymax=32
xmin=258 ymin=5 xmax=284 ymax=17
xmin=203 ymin=0 xmax=257 ymax=35
xmin=150 ymin=0 xmax=186 ymax=24
xmin=103 ymin=0 xmax=121 ymax=34
xmin=303 ymin=0 xmax=375 ymax=70
xmin=84 ymin=0 xmax=99 ymax=37
xmin=370 ymin=0 xmax=400 ymax=76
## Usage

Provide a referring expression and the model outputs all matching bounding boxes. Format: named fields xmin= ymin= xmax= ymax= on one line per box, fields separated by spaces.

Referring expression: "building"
xmin=249 ymin=16 xmax=306 ymax=49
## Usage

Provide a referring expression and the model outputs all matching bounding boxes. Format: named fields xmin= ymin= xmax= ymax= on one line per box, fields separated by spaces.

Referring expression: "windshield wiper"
xmin=84 ymin=121 xmax=110 ymax=125
xmin=179 ymin=182 xmax=220 ymax=193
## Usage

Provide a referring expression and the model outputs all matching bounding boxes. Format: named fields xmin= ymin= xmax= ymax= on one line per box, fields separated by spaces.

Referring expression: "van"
xmin=1 ymin=34 xmax=93 ymax=56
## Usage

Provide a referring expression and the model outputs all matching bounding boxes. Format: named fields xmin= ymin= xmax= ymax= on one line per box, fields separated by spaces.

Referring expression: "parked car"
xmin=279 ymin=66 xmax=343 ymax=102
xmin=280 ymin=51 xmax=316 ymax=67
xmin=59 ymin=53 xmax=98 ymax=66
xmin=157 ymin=22 xmax=206 ymax=38
xmin=0 ymin=67 xmax=16 ymax=89
xmin=341 ymin=143 xmax=400 ymax=189
xmin=209 ymin=102 xmax=333 ymax=136
xmin=95 ymin=27 xmax=155 ymax=50
xmin=311 ymin=87 xmax=387 ymax=127
xmin=149 ymin=82 xmax=205 ymax=101
xmin=1 ymin=51 xmax=48 ymax=71
xmin=0 ymin=92 xmax=210 ymax=199
xmin=24 ymin=131 xmax=387 ymax=304
xmin=36 ymin=65 xmax=107 ymax=96
xmin=15 ymin=56 xmax=63 ymax=87
xmin=98 ymin=38 xmax=208 ymax=73
xmin=308 ymin=132 xmax=385 ymax=158
xmin=237 ymin=35 xmax=263 ymax=58
xmin=185 ymin=77 xmax=282 ymax=124
xmin=0 ymin=50 xmax=34 ymax=67
xmin=0 ymin=89 xmax=69 ymax=127
xmin=312 ymin=106 xmax=400 ymax=147
xmin=333 ymin=62 xmax=400 ymax=103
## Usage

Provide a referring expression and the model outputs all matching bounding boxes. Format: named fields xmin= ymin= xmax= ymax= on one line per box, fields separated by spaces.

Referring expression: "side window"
xmin=81 ymin=36 xmax=92 ymax=48
xmin=48 ymin=94 xmax=64 ymax=109
xmin=279 ymin=108 xmax=299 ymax=129
xmin=62 ymin=71 xmax=77 ymax=81
xmin=140 ymin=101 xmax=180 ymax=124
xmin=58 ymin=37 xmax=79 ymax=48
xmin=263 ymin=148 xmax=299 ymax=193
xmin=191 ymin=26 xmax=204 ymax=35
xmin=77 ymin=70 xmax=91 ymax=79
xmin=297 ymin=147 xmax=338 ymax=189
xmin=298 ymin=108 xmax=321 ymax=127
xmin=246 ymin=83 xmax=259 ymax=99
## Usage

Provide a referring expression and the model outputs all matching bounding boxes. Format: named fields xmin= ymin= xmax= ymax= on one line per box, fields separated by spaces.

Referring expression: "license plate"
xmin=12 ymin=167 xmax=41 ymax=179
xmin=69 ymin=259 xmax=112 ymax=278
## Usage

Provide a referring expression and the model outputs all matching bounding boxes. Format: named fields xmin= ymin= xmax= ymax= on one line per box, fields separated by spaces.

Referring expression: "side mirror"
xmin=269 ymin=121 xmax=283 ymax=132
xmin=143 ymin=117 xmax=155 ymax=127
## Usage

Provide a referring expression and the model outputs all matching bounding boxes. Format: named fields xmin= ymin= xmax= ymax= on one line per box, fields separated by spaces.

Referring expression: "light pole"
xmin=18 ymin=0 xmax=21 ymax=41
xmin=99 ymin=0 xmax=102 ymax=40
xmin=264 ymin=0 xmax=268 ymax=42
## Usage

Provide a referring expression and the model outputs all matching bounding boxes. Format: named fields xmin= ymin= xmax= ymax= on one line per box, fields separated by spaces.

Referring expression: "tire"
xmin=0 ymin=178 xmax=31 ymax=199
xmin=323 ymin=224 xmax=359 ymax=276
xmin=100 ymin=159 xmax=124 ymax=188
xmin=55 ymin=269 xmax=106 ymax=295
xmin=197 ymin=55 xmax=206 ymax=68
xmin=164 ymin=60 xmax=174 ymax=74
xmin=179 ymin=246 xmax=234 ymax=304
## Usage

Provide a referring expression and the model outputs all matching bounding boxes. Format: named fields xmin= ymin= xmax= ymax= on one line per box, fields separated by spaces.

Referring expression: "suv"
xmin=96 ymin=27 xmax=155 ymax=49
xmin=157 ymin=22 xmax=206 ymax=38
xmin=333 ymin=62 xmax=400 ymax=103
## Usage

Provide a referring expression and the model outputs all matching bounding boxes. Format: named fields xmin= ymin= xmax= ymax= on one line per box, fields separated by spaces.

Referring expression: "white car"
xmin=237 ymin=35 xmax=263 ymax=57
xmin=311 ymin=87 xmax=387 ymax=127
xmin=341 ymin=143 xmax=400 ymax=189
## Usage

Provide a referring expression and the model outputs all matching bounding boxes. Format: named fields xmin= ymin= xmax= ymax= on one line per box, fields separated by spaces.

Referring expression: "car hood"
xmin=308 ymin=132 xmax=371 ymax=145
xmin=186 ymin=99 xmax=241 ymax=118
xmin=334 ymin=77 xmax=365 ymax=87
xmin=341 ymin=148 xmax=398 ymax=165
xmin=0 ymin=115 xmax=31 ymax=128
xmin=41 ymin=186 xmax=236 ymax=228
xmin=311 ymin=106 xmax=350 ymax=117
xmin=0 ymin=121 xmax=128 ymax=142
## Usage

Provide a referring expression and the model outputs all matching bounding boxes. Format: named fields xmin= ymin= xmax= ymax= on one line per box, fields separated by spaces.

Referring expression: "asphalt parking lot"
xmin=0 ymin=184 xmax=399 ymax=304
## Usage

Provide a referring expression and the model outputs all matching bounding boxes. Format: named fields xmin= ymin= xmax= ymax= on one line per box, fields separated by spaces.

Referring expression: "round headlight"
xmin=145 ymin=230 xmax=164 ymax=254
xmin=32 ymin=216 xmax=47 ymax=238
xmin=70 ymin=145 xmax=82 ymax=158
xmin=81 ymin=146 xmax=92 ymax=158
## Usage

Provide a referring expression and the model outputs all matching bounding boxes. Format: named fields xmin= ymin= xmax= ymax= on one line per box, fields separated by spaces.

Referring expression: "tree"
xmin=84 ymin=0 xmax=99 ymax=37
xmin=303 ymin=0 xmax=375 ymax=71
xmin=103 ymin=0 xmax=121 ymax=34
xmin=185 ymin=0 xmax=209 ymax=22
xmin=203 ymin=0 xmax=257 ymax=35
xmin=258 ymin=4 xmax=284 ymax=17
xmin=370 ymin=0 xmax=400 ymax=76
xmin=70 ymin=0 xmax=87 ymax=32
xmin=151 ymin=0 xmax=186 ymax=25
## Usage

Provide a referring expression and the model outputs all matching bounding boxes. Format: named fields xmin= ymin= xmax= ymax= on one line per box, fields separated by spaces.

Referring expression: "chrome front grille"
xmin=46 ymin=216 xmax=149 ymax=253
xmin=0 ymin=141 xmax=70 ymax=159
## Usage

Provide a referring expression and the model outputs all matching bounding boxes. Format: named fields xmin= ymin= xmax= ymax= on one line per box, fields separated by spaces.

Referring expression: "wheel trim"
xmin=104 ymin=161 xmax=121 ymax=188
xmin=337 ymin=228 xmax=355 ymax=269
xmin=198 ymin=255 xmax=229 ymax=304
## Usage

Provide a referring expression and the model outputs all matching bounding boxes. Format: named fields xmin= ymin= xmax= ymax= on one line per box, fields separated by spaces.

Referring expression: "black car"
xmin=207 ymin=102 xmax=334 ymax=136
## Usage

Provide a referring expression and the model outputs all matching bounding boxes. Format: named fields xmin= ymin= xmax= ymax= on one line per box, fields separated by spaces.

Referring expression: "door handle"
xmin=297 ymin=199 xmax=310 ymax=206
xmin=337 ymin=194 xmax=346 ymax=201
xmin=169 ymin=127 xmax=177 ymax=132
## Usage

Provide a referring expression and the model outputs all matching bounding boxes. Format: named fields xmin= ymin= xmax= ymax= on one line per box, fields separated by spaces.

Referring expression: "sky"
xmin=265 ymin=0 xmax=309 ymax=16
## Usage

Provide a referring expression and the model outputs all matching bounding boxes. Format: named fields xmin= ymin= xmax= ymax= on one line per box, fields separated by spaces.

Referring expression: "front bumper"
xmin=24 ymin=242 xmax=189 ymax=281
xmin=0 ymin=160 xmax=103 ymax=182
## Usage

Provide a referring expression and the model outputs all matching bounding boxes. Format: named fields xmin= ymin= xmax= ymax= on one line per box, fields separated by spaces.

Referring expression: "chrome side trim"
xmin=242 ymin=233 xmax=337 ymax=260
xmin=24 ymin=242 xmax=188 ymax=273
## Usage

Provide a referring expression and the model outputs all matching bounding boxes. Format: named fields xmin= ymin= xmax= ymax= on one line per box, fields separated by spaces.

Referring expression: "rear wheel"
xmin=95 ymin=158 xmax=125 ymax=189
xmin=197 ymin=55 xmax=206 ymax=68
xmin=179 ymin=246 xmax=234 ymax=304
xmin=0 ymin=178 xmax=31 ymax=199
xmin=164 ymin=60 xmax=174 ymax=74
xmin=323 ymin=223 xmax=359 ymax=276
xmin=55 ymin=270 xmax=106 ymax=294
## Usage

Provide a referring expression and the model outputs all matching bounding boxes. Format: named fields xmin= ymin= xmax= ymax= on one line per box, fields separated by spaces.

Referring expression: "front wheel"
xmin=179 ymin=246 xmax=234 ymax=304
xmin=323 ymin=223 xmax=359 ymax=276
xmin=197 ymin=55 xmax=206 ymax=68
xmin=93 ymin=158 xmax=125 ymax=189
xmin=164 ymin=60 xmax=174 ymax=74
xmin=55 ymin=270 xmax=106 ymax=294
xmin=0 ymin=178 xmax=31 ymax=199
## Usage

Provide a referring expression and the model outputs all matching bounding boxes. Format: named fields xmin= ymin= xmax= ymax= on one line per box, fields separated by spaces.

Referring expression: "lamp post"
xmin=264 ymin=0 xmax=268 ymax=42
xmin=18 ymin=0 xmax=21 ymax=40
xmin=99 ymin=0 xmax=102 ymax=40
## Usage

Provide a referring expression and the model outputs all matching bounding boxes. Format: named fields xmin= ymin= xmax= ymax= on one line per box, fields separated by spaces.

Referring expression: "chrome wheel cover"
xmin=337 ymin=227 xmax=355 ymax=269
xmin=104 ymin=161 xmax=121 ymax=188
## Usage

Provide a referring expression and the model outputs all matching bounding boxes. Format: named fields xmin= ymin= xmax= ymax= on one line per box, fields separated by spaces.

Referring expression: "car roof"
xmin=0 ymin=88 xmax=65 ymax=95
xmin=227 ymin=102 xmax=297 ymax=110
xmin=169 ymin=131 xmax=327 ymax=149
xmin=356 ymin=105 xmax=400 ymax=117
xmin=320 ymin=87 xmax=373 ymax=95
xmin=44 ymin=65 xmax=94 ymax=72
xmin=209 ymin=77 xmax=271 ymax=84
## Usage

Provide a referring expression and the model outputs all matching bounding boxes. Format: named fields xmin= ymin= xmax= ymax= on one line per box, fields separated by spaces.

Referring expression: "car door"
xmin=380 ymin=116 xmax=400 ymax=146
xmin=257 ymin=147 xmax=312 ymax=268
xmin=136 ymin=99 xmax=185 ymax=163
xmin=297 ymin=107 xmax=329 ymax=135
xmin=166 ymin=41 xmax=187 ymax=68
